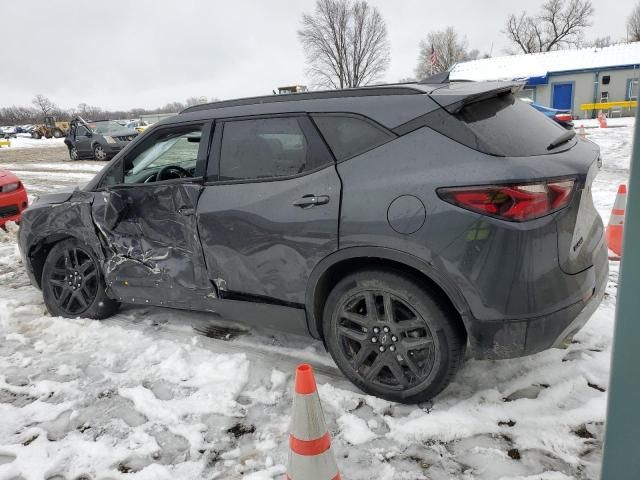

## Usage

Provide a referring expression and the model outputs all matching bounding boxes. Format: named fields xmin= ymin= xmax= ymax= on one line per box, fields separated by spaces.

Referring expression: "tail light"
xmin=437 ymin=178 xmax=576 ymax=222
xmin=553 ymin=113 xmax=573 ymax=123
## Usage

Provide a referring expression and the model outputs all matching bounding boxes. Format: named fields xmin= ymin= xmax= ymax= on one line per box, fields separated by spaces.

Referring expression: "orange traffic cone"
xmin=286 ymin=364 xmax=341 ymax=480
xmin=598 ymin=110 xmax=608 ymax=128
xmin=578 ymin=124 xmax=587 ymax=138
xmin=606 ymin=184 xmax=627 ymax=259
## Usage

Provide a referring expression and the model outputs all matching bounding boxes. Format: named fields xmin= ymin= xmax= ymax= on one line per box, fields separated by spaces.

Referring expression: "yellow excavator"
xmin=31 ymin=116 xmax=70 ymax=139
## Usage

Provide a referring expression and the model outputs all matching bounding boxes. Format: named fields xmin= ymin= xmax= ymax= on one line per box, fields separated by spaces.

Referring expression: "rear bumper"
xmin=467 ymin=239 xmax=608 ymax=360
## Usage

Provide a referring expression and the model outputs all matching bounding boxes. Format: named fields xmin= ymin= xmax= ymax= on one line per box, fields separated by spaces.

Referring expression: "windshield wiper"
xmin=547 ymin=129 xmax=576 ymax=150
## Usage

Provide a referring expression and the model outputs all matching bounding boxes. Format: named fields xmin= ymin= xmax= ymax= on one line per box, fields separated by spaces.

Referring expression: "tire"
xmin=323 ymin=269 xmax=465 ymax=404
xmin=69 ymin=146 xmax=79 ymax=161
xmin=52 ymin=129 xmax=63 ymax=138
xmin=41 ymin=238 xmax=120 ymax=320
xmin=93 ymin=144 xmax=108 ymax=161
xmin=31 ymin=131 xmax=41 ymax=139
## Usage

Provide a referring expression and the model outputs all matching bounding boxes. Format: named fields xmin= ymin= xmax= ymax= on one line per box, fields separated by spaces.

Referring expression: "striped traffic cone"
xmin=606 ymin=184 xmax=627 ymax=259
xmin=287 ymin=364 xmax=341 ymax=480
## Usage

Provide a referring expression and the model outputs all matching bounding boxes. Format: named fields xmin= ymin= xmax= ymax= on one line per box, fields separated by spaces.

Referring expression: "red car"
xmin=0 ymin=169 xmax=28 ymax=228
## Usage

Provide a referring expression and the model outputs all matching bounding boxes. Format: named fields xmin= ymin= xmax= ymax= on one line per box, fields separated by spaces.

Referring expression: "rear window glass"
xmin=312 ymin=114 xmax=395 ymax=161
xmin=423 ymin=94 xmax=574 ymax=157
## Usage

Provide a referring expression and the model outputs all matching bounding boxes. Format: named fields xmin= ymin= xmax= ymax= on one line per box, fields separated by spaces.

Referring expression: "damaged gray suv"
xmin=19 ymin=77 xmax=608 ymax=403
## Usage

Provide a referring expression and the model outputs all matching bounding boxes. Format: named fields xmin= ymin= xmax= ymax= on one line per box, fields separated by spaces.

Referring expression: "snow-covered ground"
xmin=0 ymin=121 xmax=632 ymax=479
xmin=0 ymin=135 xmax=65 ymax=150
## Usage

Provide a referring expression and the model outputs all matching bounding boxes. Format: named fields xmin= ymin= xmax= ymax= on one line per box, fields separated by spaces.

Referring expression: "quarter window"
xmin=311 ymin=114 xmax=395 ymax=161
xmin=220 ymin=117 xmax=313 ymax=180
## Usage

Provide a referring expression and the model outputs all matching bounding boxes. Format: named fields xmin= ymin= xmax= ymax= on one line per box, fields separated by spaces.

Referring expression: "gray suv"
xmin=64 ymin=118 xmax=138 ymax=161
xmin=19 ymin=78 xmax=608 ymax=403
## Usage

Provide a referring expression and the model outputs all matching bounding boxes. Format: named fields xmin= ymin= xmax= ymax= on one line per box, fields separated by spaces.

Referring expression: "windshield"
xmin=88 ymin=121 xmax=125 ymax=134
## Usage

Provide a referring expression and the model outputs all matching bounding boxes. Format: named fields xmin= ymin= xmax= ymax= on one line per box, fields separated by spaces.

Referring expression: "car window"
xmin=76 ymin=125 xmax=89 ymax=136
xmin=220 ymin=117 xmax=312 ymax=180
xmin=100 ymin=125 xmax=203 ymax=186
xmin=311 ymin=114 xmax=395 ymax=161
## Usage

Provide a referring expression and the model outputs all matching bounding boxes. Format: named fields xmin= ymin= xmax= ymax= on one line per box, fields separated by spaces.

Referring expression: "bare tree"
xmin=298 ymin=0 xmax=390 ymax=88
xmin=185 ymin=96 xmax=209 ymax=107
xmin=505 ymin=0 xmax=594 ymax=53
xmin=591 ymin=36 xmax=613 ymax=48
xmin=31 ymin=94 xmax=57 ymax=117
xmin=628 ymin=2 xmax=640 ymax=41
xmin=415 ymin=27 xmax=479 ymax=77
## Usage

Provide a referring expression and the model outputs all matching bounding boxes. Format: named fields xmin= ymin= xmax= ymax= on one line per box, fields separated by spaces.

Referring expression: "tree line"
xmin=0 ymin=95 xmax=214 ymax=127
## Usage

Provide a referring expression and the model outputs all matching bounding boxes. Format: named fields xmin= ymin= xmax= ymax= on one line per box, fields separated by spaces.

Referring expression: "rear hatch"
xmin=422 ymin=82 xmax=603 ymax=274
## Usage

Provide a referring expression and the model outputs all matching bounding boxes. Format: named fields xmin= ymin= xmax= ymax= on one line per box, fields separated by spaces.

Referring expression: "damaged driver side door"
xmin=91 ymin=121 xmax=214 ymax=309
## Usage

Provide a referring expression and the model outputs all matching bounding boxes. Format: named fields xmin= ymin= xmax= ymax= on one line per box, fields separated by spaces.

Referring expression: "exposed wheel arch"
xmin=306 ymin=247 xmax=470 ymax=341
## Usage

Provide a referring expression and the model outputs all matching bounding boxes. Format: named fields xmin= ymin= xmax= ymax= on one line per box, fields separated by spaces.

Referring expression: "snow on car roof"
xmin=450 ymin=42 xmax=640 ymax=82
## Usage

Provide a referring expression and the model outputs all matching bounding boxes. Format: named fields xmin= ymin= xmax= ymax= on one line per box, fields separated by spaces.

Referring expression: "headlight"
xmin=1 ymin=182 xmax=20 ymax=193
xmin=104 ymin=135 xmax=117 ymax=144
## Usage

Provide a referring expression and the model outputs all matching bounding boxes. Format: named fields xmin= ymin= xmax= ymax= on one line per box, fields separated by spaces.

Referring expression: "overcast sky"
xmin=0 ymin=0 xmax=635 ymax=110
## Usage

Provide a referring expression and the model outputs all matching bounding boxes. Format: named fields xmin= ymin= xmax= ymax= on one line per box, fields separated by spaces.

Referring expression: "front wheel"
xmin=93 ymin=144 xmax=108 ymax=161
xmin=41 ymin=239 xmax=120 ymax=319
xmin=69 ymin=146 xmax=78 ymax=161
xmin=323 ymin=269 xmax=465 ymax=404
xmin=52 ymin=128 xmax=64 ymax=138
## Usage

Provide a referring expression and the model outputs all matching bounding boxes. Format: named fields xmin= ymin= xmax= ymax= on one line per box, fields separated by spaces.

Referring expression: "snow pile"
xmin=0 ymin=122 xmax=632 ymax=478
xmin=0 ymin=135 xmax=65 ymax=150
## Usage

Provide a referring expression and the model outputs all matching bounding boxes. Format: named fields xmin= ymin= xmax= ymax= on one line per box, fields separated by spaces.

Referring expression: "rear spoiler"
xmin=428 ymin=80 xmax=525 ymax=114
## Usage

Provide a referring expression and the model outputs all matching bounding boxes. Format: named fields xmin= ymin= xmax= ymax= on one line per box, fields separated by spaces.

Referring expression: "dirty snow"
xmin=0 ymin=120 xmax=632 ymax=479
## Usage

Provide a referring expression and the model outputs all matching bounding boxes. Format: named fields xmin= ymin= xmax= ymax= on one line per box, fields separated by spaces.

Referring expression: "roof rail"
xmin=180 ymin=86 xmax=423 ymax=114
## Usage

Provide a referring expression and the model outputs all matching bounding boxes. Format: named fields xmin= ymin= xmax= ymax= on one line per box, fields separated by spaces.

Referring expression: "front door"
xmin=91 ymin=121 xmax=213 ymax=308
xmin=197 ymin=115 xmax=341 ymax=305
xmin=74 ymin=124 xmax=93 ymax=158
xmin=552 ymin=83 xmax=573 ymax=110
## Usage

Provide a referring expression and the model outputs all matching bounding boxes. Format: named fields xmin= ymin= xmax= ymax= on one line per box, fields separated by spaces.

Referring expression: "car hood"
xmin=105 ymin=129 xmax=138 ymax=137
xmin=0 ymin=169 xmax=20 ymax=185
xmin=32 ymin=187 xmax=78 ymax=206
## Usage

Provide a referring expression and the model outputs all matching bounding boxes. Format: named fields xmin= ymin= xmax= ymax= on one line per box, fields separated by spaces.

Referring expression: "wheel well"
xmin=311 ymin=257 xmax=467 ymax=342
xmin=29 ymin=234 xmax=71 ymax=288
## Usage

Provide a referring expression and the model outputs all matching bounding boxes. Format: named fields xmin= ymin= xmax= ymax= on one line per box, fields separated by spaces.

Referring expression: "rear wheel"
xmin=41 ymin=239 xmax=119 ymax=319
xmin=52 ymin=128 xmax=64 ymax=138
xmin=323 ymin=269 xmax=465 ymax=404
xmin=93 ymin=144 xmax=108 ymax=161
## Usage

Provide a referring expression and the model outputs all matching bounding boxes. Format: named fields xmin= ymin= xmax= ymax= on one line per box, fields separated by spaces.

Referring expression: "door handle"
xmin=178 ymin=206 xmax=195 ymax=216
xmin=293 ymin=195 xmax=330 ymax=208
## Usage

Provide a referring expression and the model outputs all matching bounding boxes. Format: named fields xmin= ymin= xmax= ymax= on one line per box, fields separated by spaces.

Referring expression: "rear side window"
xmin=220 ymin=117 xmax=313 ymax=180
xmin=417 ymin=94 xmax=571 ymax=157
xmin=312 ymin=114 xmax=395 ymax=161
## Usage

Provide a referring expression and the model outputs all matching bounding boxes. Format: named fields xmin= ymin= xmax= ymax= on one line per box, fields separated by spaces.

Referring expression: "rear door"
xmin=197 ymin=115 xmax=340 ymax=305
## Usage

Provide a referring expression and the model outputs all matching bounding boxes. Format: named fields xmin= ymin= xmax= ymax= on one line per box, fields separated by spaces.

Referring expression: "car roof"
xmin=160 ymin=80 xmax=522 ymax=129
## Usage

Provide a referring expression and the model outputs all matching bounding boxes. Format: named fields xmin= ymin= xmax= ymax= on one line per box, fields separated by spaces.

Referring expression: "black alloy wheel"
xmin=47 ymin=245 xmax=98 ymax=315
xmin=323 ymin=269 xmax=465 ymax=404
xmin=41 ymin=239 xmax=120 ymax=319
xmin=335 ymin=290 xmax=437 ymax=391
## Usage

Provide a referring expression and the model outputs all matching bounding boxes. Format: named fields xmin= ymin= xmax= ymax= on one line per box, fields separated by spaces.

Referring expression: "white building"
xmin=450 ymin=43 xmax=640 ymax=118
